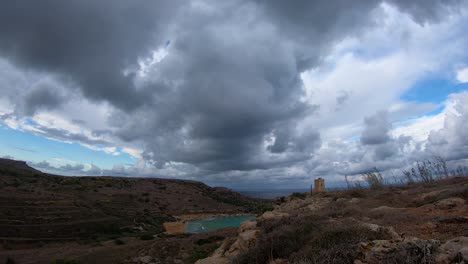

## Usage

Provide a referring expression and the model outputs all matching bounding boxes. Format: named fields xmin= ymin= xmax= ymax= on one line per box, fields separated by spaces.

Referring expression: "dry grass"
xmin=234 ymin=215 xmax=390 ymax=264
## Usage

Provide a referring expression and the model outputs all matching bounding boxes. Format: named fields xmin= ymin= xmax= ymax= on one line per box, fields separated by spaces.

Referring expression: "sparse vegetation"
xmin=235 ymin=215 xmax=389 ymax=264
xmin=291 ymin=192 xmax=307 ymax=199
xmin=62 ymin=178 xmax=81 ymax=185
xmin=362 ymin=167 xmax=384 ymax=189
xmin=195 ymin=235 xmax=225 ymax=245
xmin=403 ymin=156 xmax=459 ymax=184
xmin=189 ymin=248 xmax=211 ymax=262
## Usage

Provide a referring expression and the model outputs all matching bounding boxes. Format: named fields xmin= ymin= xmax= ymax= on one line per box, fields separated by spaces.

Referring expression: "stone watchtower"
xmin=314 ymin=178 xmax=325 ymax=193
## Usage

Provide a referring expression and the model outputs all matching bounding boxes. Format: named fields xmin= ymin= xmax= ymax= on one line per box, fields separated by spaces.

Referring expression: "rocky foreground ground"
xmin=196 ymin=177 xmax=468 ymax=264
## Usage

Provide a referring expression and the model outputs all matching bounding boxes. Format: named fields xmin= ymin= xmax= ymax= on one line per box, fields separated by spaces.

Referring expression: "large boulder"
xmin=196 ymin=220 xmax=261 ymax=263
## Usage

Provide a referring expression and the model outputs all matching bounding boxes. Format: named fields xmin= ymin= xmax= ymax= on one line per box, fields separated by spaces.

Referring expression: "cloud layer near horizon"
xmin=0 ymin=0 xmax=468 ymax=187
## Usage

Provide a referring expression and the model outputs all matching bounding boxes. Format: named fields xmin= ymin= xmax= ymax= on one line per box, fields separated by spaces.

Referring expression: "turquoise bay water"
xmin=185 ymin=215 xmax=255 ymax=233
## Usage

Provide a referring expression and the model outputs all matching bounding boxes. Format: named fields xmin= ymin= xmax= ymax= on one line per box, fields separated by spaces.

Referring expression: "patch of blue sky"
xmin=402 ymin=78 xmax=468 ymax=104
xmin=0 ymin=123 xmax=134 ymax=169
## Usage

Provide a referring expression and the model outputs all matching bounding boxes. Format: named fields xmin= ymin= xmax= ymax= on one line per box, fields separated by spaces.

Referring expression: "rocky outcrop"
xmin=197 ymin=189 xmax=468 ymax=264
xmin=360 ymin=222 xmax=401 ymax=240
xmin=225 ymin=229 xmax=261 ymax=257
xmin=356 ymin=237 xmax=440 ymax=264
xmin=420 ymin=197 xmax=465 ymax=210
xmin=356 ymin=235 xmax=468 ymax=264
xmin=259 ymin=211 xmax=290 ymax=220
xmin=195 ymin=220 xmax=261 ymax=263
xmin=436 ymin=236 xmax=468 ymax=264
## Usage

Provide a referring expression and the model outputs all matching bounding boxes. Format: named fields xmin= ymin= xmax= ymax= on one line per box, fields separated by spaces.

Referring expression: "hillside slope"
xmin=0 ymin=158 xmax=268 ymax=242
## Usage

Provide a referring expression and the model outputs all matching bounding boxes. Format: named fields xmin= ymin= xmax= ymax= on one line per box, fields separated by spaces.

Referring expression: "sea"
xmin=237 ymin=189 xmax=310 ymax=199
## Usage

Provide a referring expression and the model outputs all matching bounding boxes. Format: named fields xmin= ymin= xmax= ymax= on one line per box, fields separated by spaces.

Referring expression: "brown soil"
xmin=163 ymin=221 xmax=186 ymax=234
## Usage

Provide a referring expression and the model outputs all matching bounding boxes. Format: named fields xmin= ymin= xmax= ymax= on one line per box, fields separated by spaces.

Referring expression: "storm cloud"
xmin=0 ymin=0 xmax=467 ymax=186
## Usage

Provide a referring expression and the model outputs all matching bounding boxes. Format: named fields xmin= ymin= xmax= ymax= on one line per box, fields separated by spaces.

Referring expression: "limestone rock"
xmin=360 ymin=223 xmax=401 ymax=240
xmin=260 ymin=211 xmax=289 ymax=220
xmin=195 ymin=256 xmax=229 ymax=264
xmin=436 ymin=237 xmax=468 ymax=264
xmin=226 ymin=229 xmax=261 ymax=257
xmin=458 ymin=247 xmax=468 ymax=262
xmin=356 ymin=237 xmax=439 ymax=264
xmin=419 ymin=197 xmax=465 ymax=211
xmin=306 ymin=197 xmax=332 ymax=212
xmin=434 ymin=198 xmax=465 ymax=210
xmin=239 ymin=220 xmax=257 ymax=232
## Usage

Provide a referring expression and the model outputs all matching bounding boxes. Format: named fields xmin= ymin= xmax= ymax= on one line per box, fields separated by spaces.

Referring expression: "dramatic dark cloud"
xmin=0 ymin=0 xmax=181 ymax=110
xmin=21 ymin=79 xmax=65 ymax=115
xmin=0 ymin=0 xmax=466 ymax=181
xmin=388 ymin=0 xmax=464 ymax=24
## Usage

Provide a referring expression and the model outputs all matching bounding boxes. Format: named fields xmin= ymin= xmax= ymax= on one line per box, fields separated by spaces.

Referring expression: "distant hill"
xmin=0 ymin=158 xmax=270 ymax=242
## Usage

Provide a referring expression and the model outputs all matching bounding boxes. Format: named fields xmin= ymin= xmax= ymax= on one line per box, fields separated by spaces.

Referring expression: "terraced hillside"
xmin=0 ymin=158 xmax=269 ymax=244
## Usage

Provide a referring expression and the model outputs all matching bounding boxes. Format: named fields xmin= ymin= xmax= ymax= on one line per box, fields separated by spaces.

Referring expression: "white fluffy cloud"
xmin=457 ymin=67 xmax=468 ymax=83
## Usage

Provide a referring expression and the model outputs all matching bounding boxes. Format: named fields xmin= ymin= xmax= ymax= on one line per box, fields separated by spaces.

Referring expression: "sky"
xmin=1 ymin=0 xmax=468 ymax=189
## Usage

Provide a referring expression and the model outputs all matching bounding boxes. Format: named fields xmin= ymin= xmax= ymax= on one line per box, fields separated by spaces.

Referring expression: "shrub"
xmin=291 ymin=192 xmax=307 ymax=199
xmin=189 ymin=248 xmax=210 ymax=262
xmin=236 ymin=216 xmax=389 ymax=264
xmin=347 ymin=189 xmax=367 ymax=198
xmin=402 ymin=156 xmax=453 ymax=184
xmin=362 ymin=168 xmax=384 ymax=189
xmin=195 ymin=235 xmax=224 ymax=245
xmin=62 ymin=178 xmax=81 ymax=185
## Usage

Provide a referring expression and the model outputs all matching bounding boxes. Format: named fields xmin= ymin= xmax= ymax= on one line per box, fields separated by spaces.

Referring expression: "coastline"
xmin=163 ymin=213 xmax=257 ymax=234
